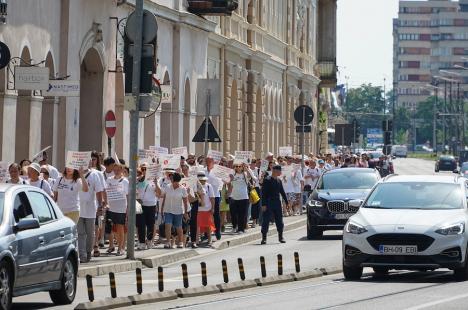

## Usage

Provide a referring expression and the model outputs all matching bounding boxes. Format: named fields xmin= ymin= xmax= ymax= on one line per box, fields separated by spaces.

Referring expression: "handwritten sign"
xmin=65 ymin=151 xmax=91 ymax=170
xmin=260 ymin=159 xmax=269 ymax=173
xmin=150 ymin=146 xmax=169 ymax=157
xmin=281 ymin=165 xmax=293 ymax=178
xmin=188 ymin=165 xmax=203 ymax=177
xmin=161 ymin=154 xmax=180 ymax=170
xmin=207 ymin=150 xmax=223 ymax=163
xmin=145 ymin=163 xmax=162 ymax=179
xmin=0 ymin=162 xmax=9 ymax=183
xmin=138 ymin=149 xmax=157 ymax=164
xmin=211 ymin=164 xmax=234 ymax=182
xmin=279 ymin=146 xmax=293 ymax=157
xmin=234 ymin=151 xmax=253 ymax=165
xmin=172 ymin=147 xmax=188 ymax=159
xmin=180 ymin=177 xmax=198 ymax=191
xmin=106 ymin=182 xmax=126 ymax=201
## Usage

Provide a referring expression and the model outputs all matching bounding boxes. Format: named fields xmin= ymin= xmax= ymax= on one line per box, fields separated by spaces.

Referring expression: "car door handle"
xmin=38 ymin=236 xmax=45 ymax=244
xmin=60 ymin=231 xmax=65 ymax=238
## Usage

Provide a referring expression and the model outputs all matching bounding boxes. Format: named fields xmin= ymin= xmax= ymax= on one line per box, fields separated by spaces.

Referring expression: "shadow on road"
xmin=13 ymin=303 xmax=55 ymax=310
xmin=298 ymin=234 xmax=343 ymax=241
xmin=344 ymin=270 xmax=455 ymax=284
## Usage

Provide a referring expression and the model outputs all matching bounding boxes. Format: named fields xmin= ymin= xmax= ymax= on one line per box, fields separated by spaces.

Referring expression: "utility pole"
xmin=433 ymin=88 xmax=438 ymax=156
xmin=204 ymin=88 xmax=211 ymax=157
xmin=127 ymin=0 xmax=144 ymax=260
xmin=392 ymin=82 xmax=396 ymax=145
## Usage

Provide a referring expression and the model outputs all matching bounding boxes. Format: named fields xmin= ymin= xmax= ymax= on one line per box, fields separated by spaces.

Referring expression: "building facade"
xmin=0 ymin=0 xmax=336 ymax=169
xmin=394 ymin=0 xmax=468 ymax=110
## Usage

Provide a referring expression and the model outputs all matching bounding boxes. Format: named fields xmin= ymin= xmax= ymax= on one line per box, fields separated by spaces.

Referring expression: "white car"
xmin=342 ymin=175 xmax=468 ymax=281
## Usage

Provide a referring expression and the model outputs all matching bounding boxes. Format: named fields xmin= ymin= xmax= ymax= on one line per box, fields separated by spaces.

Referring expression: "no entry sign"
xmin=105 ymin=110 xmax=117 ymax=138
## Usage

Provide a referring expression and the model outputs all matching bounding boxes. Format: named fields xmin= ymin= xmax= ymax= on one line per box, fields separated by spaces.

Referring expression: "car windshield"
xmin=317 ymin=171 xmax=378 ymax=190
xmin=440 ymin=156 xmax=454 ymax=161
xmin=363 ymin=182 xmax=463 ymax=210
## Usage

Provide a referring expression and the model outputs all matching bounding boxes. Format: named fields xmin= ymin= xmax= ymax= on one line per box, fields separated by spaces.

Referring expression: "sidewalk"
xmin=78 ymin=215 xmax=307 ymax=277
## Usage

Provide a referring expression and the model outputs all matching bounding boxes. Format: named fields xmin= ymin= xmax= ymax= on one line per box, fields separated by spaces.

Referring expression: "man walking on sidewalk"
xmin=261 ymin=165 xmax=289 ymax=245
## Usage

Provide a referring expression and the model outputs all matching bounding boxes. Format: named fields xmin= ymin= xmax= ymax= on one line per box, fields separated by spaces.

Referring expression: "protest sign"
xmin=0 ymin=162 xmax=9 ymax=182
xmin=161 ymin=154 xmax=180 ymax=170
xmin=188 ymin=165 xmax=203 ymax=177
xmin=150 ymin=146 xmax=169 ymax=157
xmin=207 ymin=150 xmax=223 ymax=163
xmin=211 ymin=164 xmax=234 ymax=182
xmin=180 ymin=177 xmax=198 ymax=191
xmin=172 ymin=146 xmax=188 ymax=159
xmin=260 ymin=159 xmax=269 ymax=173
xmin=281 ymin=165 xmax=294 ymax=178
xmin=279 ymin=146 xmax=293 ymax=157
xmin=66 ymin=151 xmax=91 ymax=170
xmin=31 ymin=146 xmax=52 ymax=163
xmin=234 ymin=151 xmax=253 ymax=165
xmin=145 ymin=163 xmax=162 ymax=179
xmin=106 ymin=182 xmax=126 ymax=201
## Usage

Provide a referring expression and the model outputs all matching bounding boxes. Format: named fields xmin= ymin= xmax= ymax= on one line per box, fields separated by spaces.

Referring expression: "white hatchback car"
xmin=342 ymin=175 xmax=468 ymax=281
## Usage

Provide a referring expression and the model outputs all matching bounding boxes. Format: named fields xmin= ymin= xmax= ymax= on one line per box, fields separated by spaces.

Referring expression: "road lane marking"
xmin=405 ymin=292 xmax=468 ymax=310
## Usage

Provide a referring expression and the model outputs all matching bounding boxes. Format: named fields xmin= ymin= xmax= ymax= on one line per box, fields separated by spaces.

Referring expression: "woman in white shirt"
xmin=197 ymin=172 xmax=215 ymax=245
xmin=105 ymin=161 xmax=129 ymax=256
xmin=6 ymin=163 xmax=28 ymax=185
xmin=53 ymin=167 xmax=89 ymax=224
xmin=136 ymin=167 xmax=158 ymax=250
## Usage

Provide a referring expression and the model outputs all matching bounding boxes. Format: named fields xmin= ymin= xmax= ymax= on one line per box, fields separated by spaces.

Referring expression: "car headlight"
xmin=346 ymin=222 xmax=368 ymax=234
xmin=435 ymin=223 xmax=465 ymax=236
xmin=308 ymin=200 xmax=324 ymax=208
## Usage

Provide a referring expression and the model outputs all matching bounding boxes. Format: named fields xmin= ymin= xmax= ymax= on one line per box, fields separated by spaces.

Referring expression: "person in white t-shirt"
xmin=197 ymin=172 xmax=216 ymax=245
xmin=205 ymin=156 xmax=223 ymax=240
xmin=136 ymin=166 xmax=158 ymax=250
xmin=53 ymin=166 xmax=89 ymax=224
xmin=6 ymin=163 xmax=28 ymax=185
xmin=161 ymin=173 xmax=189 ymax=249
xmin=39 ymin=151 xmax=60 ymax=179
xmin=40 ymin=165 xmax=56 ymax=190
xmin=105 ymin=160 xmax=129 ymax=256
xmin=78 ymin=165 xmax=105 ymax=263
xmin=27 ymin=163 xmax=53 ymax=198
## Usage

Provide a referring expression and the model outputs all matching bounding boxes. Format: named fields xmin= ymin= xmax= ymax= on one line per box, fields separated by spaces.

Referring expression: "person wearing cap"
xmin=261 ymin=165 xmax=288 ymax=244
xmin=40 ymin=165 xmax=56 ymax=189
xmin=197 ymin=171 xmax=216 ymax=246
xmin=28 ymin=162 xmax=53 ymax=197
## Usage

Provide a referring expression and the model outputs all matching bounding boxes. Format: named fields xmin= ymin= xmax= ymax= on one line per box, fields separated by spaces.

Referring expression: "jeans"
xmin=213 ymin=197 xmax=221 ymax=239
xmin=190 ymin=201 xmax=199 ymax=243
xmin=230 ymin=199 xmax=249 ymax=232
xmin=77 ymin=217 xmax=95 ymax=260
xmin=261 ymin=199 xmax=284 ymax=236
xmin=164 ymin=212 xmax=183 ymax=228
xmin=136 ymin=205 xmax=156 ymax=243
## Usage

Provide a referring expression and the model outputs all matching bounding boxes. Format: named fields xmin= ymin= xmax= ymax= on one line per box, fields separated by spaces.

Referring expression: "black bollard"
xmin=182 ymin=263 xmax=189 ymax=288
xmin=237 ymin=258 xmax=246 ymax=281
xmin=260 ymin=256 xmax=267 ymax=278
xmin=277 ymin=254 xmax=283 ymax=276
xmin=86 ymin=275 xmax=94 ymax=302
xmin=158 ymin=266 xmax=164 ymax=292
xmin=294 ymin=252 xmax=300 ymax=273
xmin=136 ymin=268 xmax=143 ymax=295
xmin=109 ymin=272 xmax=117 ymax=298
xmin=222 ymin=259 xmax=229 ymax=283
xmin=201 ymin=262 xmax=207 ymax=286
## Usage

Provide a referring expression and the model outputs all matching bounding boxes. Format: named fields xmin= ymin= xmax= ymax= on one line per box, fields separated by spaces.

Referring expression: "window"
xmin=13 ymin=192 xmax=33 ymax=223
xmin=27 ymin=191 xmax=55 ymax=224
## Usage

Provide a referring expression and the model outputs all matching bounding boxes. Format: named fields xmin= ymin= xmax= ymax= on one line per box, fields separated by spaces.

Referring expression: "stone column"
xmin=288 ymin=85 xmax=300 ymax=153
xmin=29 ymin=96 xmax=43 ymax=158
xmin=1 ymin=93 xmax=17 ymax=162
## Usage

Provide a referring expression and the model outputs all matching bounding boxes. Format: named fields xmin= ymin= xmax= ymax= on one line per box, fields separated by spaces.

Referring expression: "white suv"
xmin=342 ymin=175 xmax=468 ymax=281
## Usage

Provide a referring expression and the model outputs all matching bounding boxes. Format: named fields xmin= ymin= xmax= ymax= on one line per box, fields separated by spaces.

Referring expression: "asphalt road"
xmin=11 ymin=158 xmax=447 ymax=309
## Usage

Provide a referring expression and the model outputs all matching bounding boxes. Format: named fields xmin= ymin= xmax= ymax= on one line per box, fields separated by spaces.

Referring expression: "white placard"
xmin=234 ymin=151 xmax=253 ymax=165
xmin=65 ymin=151 xmax=91 ymax=170
xmin=207 ymin=150 xmax=223 ymax=163
xmin=106 ymin=182 xmax=126 ymax=201
xmin=149 ymin=146 xmax=169 ymax=156
xmin=44 ymin=80 xmax=80 ymax=97
xmin=279 ymin=146 xmax=293 ymax=157
xmin=31 ymin=145 xmax=52 ymax=163
xmin=211 ymin=164 xmax=234 ymax=183
xmin=188 ymin=165 xmax=203 ymax=177
xmin=180 ymin=177 xmax=198 ymax=191
xmin=145 ymin=163 xmax=162 ymax=179
xmin=260 ymin=159 xmax=269 ymax=173
xmin=281 ymin=165 xmax=294 ymax=178
xmin=161 ymin=154 xmax=180 ymax=170
xmin=172 ymin=146 xmax=188 ymax=159
xmin=138 ymin=149 xmax=157 ymax=164
xmin=14 ymin=66 xmax=50 ymax=91
xmin=0 ymin=162 xmax=9 ymax=183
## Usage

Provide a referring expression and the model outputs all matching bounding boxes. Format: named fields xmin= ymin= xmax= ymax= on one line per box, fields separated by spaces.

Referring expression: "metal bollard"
xmin=260 ymin=256 xmax=267 ymax=278
xmin=201 ymin=262 xmax=207 ymax=286
xmin=109 ymin=272 xmax=117 ymax=298
xmin=182 ymin=263 xmax=189 ymax=288
xmin=294 ymin=252 xmax=300 ymax=273
xmin=158 ymin=266 xmax=164 ymax=292
xmin=277 ymin=254 xmax=283 ymax=276
xmin=136 ymin=268 xmax=143 ymax=295
xmin=86 ymin=275 xmax=94 ymax=302
xmin=237 ymin=258 xmax=246 ymax=281
xmin=222 ymin=259 xmax=229 ymax=283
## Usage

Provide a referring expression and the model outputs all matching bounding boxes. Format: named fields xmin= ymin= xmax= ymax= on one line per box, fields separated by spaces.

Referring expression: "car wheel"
xmin=0 ymin=261 xmax=12 ymax=310
xmin=373 ymin=267 xmax=389 ymax=276
xmin=343 ymin=264 xmax=363 ymax=280
xmin=49 ymin=257 xmax=77 ymax=305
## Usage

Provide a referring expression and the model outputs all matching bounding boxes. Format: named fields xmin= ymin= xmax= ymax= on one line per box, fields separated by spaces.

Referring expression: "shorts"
xmin=106 ymin=211 xmax=126 ymax=225
xmin=287 ymin=193 xmax=301 ymax=205
xmin=164 ymin=212 xmax=183 ymax=228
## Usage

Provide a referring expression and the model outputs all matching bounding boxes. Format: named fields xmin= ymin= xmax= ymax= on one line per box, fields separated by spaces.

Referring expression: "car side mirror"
xmin=349 ymin=200 xmax=363 ymax=208
xmin=14 ymin=218 xmax=40 ymax=233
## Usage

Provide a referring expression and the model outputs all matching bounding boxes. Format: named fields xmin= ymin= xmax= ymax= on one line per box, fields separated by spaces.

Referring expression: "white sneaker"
xmin=137 ymin=243 xmax=146 ymax=250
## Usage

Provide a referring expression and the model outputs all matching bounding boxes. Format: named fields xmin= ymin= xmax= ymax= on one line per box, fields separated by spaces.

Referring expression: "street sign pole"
xmin=127 ymin=0 xmax=144 ymax=260
xmin=204 ymin=88 xmax=211 ymax=157
xmin=301 ymin=106 xmax=305 ymax=211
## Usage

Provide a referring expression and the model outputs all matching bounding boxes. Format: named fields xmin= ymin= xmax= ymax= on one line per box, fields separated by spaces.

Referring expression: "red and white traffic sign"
xmin=105 ymin=110 xmax=116 ymax=138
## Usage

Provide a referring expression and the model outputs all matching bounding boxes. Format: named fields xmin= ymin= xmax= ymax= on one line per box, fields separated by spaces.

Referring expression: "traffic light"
xmin=187 ymin=0 xmax=239 ymax=16
xmin=123 ymin=35 xmax=156 ymax=94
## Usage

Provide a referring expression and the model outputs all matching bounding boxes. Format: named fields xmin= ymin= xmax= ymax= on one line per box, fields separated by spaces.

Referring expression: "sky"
xmin=337 ymin=0 xmax=400 ymax=90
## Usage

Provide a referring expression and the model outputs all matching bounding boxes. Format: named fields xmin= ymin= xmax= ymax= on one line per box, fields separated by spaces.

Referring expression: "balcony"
xmin=315 ymin=59 xmax=337 ymax=88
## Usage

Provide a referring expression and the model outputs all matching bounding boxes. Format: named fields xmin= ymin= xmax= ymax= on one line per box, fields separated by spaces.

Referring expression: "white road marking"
xmin=405 ymin=292 xmax=468 ymax=310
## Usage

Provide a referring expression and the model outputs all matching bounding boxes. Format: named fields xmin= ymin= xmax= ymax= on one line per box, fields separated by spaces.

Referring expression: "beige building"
xmin=0 ymin=0 xmax=336 ymax=169
xmin=394 ymin=0 xmax=468 ymax=110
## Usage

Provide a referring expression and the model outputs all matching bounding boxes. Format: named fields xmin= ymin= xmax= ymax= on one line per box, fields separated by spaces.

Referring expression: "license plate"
xmin=379 ymin=245 xmax=418 ymax=255
xmin=335 ymin=213 xmax=352 ymax=220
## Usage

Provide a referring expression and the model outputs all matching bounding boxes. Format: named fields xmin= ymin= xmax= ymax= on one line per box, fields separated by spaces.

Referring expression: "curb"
xmin=175 ymin=285 xmax=220 ymax=298
xmin=74 ymin=297 xmax=132 ymax=310
xmin=293 ymin=269 xmax=323 ymax=281
xmin=254 ymin=274 xmax=296 ymax=286
xmin=78 ymin=261 xmax=143 ymax=277
xmin=217 ymin=279 xmax=258 ymax=292
xmin=139 ymin=250 xmax=199 ymax=268
xmin=128 ymin=291 xmax=178 ymax=305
